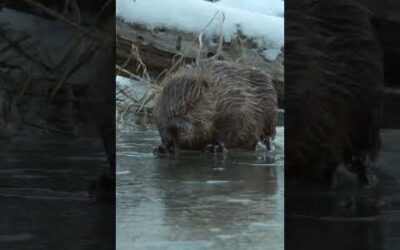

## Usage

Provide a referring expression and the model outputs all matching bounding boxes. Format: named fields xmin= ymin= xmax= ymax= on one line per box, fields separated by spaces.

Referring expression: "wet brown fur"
xmin=153 ymin=59 xmax=278 ymax=151
xmin=286 ymin=0 xmax=383 ymax=185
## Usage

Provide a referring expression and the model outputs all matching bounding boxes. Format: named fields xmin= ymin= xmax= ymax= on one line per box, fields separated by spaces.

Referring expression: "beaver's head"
xmin=158 ymin=117 xmax=194 ymax=154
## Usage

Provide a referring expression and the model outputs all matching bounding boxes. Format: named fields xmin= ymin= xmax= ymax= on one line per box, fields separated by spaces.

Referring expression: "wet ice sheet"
xmin=286 ymin=129 xmax=400 ymax=250
xmin=0 ymin=137 xmax=114 ymax=250
xmin=116 ymin=126 xmax=284 ymax=250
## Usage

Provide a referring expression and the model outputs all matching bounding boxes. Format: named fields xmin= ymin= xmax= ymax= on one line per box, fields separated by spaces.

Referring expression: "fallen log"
xmin=116 ymin=18 xmax=284 ymax=102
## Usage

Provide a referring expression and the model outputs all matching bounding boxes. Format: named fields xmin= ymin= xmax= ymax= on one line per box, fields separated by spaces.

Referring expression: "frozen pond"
xmin=116 ymin=126 xmax=284 ymax=250
xmin=286 ymin=129 xmax=400 ymax=250
xmin=0 ymin=136 xmax=114 ymax=250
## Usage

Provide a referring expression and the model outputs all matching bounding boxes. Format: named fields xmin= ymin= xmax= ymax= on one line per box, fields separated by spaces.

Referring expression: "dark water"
xmin=116 ymin=126 xmax=284 ymax=250
xmin=0 ymin=136 xmax=114 ymax=250
xmin=286 ymin=129 xmax=400 ymax=250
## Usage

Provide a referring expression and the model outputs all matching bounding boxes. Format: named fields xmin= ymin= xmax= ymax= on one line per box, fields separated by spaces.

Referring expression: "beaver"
xmin=285 ymin=0 xmax=383 ymax=187
xmin=152 ymin=59 xmax=278 ymax=155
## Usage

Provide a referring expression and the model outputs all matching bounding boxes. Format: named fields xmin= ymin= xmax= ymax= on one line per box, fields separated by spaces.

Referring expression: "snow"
xmin=217 ymin=0 xmax=284 ymax=17
xmin=117 ymin=75 xmax=140 ymax=88
xmin=116 ymin=75 xmax=150 ymax=103
xmin=116 ymin=0 xmax=284 ymax=61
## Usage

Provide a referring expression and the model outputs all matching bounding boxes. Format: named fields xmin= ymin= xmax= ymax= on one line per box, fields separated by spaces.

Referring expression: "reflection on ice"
xmin=117 ymin=126 xmax=284 ymax=250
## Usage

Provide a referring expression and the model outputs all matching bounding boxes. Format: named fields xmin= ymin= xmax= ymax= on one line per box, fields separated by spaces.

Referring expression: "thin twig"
xmin=196 ymin=10 xmax=223 ymax=64
xmin=136 ymin=88 xmax=156 ymax=115
xmin=212 ymin=12 xmax=225 ymax=60
xmin=63 ymin=0 xmax=71 ymax=14
xmin=116 ymin=64 xmax=152 ymax=85
xmin=0 ymin=27 xmax=52 ymax=70
xmin=50 ymin=36 xmax=85 ymax=99
xmin=196 ymin=32 xmax=204 ymax=65
xmin=117 ymin=86 xmax=139 ymax=102
xmin=51 ymin=4 xmax=100 ymax=100
xmin=119 ymin=42 xmax=135 ymax=73
xmin=0 ymin=34 xmax=30 ymax=56
xmin=159 ymin=52 xmax=186 ymax=81
xmin=23 ymin=120 xmax=77 ymax=137
xmin=16 ymin=74 xmax=31 ymax=101
xmin=131 ymin=44 xmax=151 ymax=81
xmin=20 ymin=0 xmax=108 ymax=41
xmin=70 ymin=0 xmax=82 ymax=24
xmin=93 ymin=0 xmax=114 ymax=25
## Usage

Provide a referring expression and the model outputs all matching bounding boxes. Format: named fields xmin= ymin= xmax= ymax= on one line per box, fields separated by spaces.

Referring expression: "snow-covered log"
xmin=116 ymin=0 xmax=284 ymax=99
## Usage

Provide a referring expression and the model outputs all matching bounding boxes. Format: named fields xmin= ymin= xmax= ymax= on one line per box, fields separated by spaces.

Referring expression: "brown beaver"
xmin=152 ymin=59 xmax=278 ymax=155
xmin=285 ymin=0 xmax=383 ymax=187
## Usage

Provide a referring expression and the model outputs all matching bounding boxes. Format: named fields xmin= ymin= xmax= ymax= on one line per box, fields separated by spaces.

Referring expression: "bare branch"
xmin=20 ymin=0 xmax=109 ymax=41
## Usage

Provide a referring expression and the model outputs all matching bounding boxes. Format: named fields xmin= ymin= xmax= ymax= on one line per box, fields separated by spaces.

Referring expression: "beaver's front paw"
xmin=203 ymin=143 xmax=227 ymax=155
